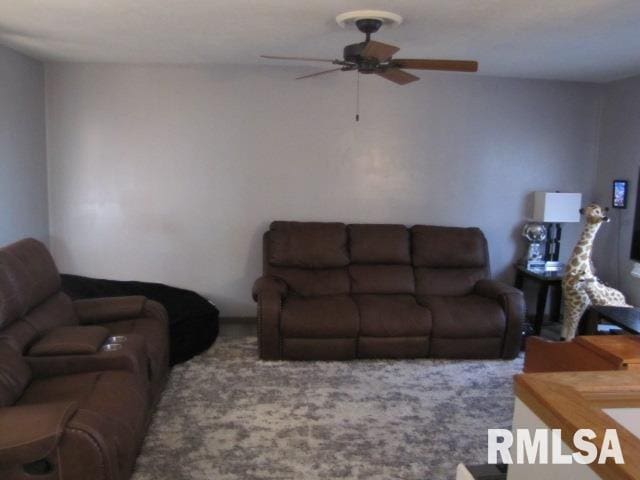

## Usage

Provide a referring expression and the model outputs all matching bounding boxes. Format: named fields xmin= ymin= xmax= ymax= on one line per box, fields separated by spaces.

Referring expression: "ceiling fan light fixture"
xmin=335 ymin=10 xmax=403 ymax=29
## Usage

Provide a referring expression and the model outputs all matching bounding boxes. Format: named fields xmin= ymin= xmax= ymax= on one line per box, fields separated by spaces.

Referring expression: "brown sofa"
xmin=253 ymin=222 xmax=524 ymax=360
xmin=0 ymin=238 xmax=169 ymax=480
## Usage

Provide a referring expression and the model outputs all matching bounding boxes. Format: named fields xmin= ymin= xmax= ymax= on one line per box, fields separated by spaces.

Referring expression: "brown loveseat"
xmin=0 ymin=238 xmax=169 ymax=480
xmin=253 ymin=222 xmax=524 ymax=360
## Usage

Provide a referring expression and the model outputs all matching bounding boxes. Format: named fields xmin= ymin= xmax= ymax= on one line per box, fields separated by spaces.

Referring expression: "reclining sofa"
xmin=0 ymin=238 xmax=169 ymax=480
xmin=253 ymin=222 xmax=524 ymax=360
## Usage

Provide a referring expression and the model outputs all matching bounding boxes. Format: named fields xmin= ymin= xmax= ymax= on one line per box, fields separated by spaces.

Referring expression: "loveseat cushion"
xmin=0 ymin=343 xmax=31 ymax=407
xmin=354 ymin=295 xmax=431 ymax=337
xmin=281 ymin=295 xmax=359 ymax=338
xmin=411 ymin=226 xmax=488 ymax=269
xmin=0 ymin=253 xmax=26 ymax=329
xmin=18 ymin=369 xmax=148 ymax=479
xmin=1 ymin=238 xmax=61 ymax=310
xmin=268 ymin=221 xmax=349 ymax=268
xmin=418 ymin=294 xmax=505 ymax=338
xmin=348 ymin=224 xmax=410 ymax=264
xmin=349 ymin=265 xmax=415 ymax=294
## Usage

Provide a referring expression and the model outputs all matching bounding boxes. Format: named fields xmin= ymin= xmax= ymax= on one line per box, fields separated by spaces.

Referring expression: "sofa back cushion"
xmin=348 ymin=224 xmax=410 ymax=264
xmin=411 ymin=226 xmax=488 ymax=269
xmin=1 ymin=238 xmax=61 ymax=310
xmin=0 ymin=342 xmax=31 ymax=407
xmin=268 ymin=266 xmax=350 ymax=297
xmin=411 ymin=226 xmax=489 ymax=296
xmin=349 ymin=265 xmax=415 ymax=294
xmin=268 ymin=222 xmax=349 ymax=268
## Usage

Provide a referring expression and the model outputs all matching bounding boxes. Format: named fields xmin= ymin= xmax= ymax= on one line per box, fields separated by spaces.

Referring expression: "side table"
xmin=514 ymin=265 xmax=563 ymax=335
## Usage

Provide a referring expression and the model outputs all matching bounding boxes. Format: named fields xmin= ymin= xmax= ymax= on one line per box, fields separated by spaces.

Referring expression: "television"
xmin=630 ymin=170 xmax=640 ymax=262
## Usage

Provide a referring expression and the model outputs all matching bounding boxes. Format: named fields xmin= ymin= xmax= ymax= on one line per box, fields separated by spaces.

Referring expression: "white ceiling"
xmin=1 ymin=0 xmax=640 ymax=82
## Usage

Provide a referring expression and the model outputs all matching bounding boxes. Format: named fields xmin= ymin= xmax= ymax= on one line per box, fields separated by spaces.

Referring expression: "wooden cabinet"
xmin=524 ymin=335 xmax=640 ymax=373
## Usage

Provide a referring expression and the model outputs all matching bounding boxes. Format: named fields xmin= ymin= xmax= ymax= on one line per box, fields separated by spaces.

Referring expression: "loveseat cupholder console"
xmin=101 ymin=343 xmax=124 ymax=352
xmin=107 ymin=335 xmax=128 ymax=344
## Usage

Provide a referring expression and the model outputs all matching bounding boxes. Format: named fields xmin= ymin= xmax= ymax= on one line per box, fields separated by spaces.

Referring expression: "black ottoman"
xmin=61 ymin=274 xmax=219 ymax=365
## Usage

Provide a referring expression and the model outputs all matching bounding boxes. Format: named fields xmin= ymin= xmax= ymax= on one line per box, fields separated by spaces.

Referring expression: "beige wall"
xmin=45 ymin=63 xmax=602 ymax=315
xmin=0 ymin=46 xmax=48 ymax=245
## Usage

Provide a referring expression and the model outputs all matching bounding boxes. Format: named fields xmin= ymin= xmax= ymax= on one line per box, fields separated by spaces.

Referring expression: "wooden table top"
xmin=515 ymin=370 xmax=640 ymax=480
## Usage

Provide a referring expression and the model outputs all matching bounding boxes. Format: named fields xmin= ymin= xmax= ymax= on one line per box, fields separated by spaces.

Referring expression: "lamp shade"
xmin=532 ymin=192 xmax=582 ymax=223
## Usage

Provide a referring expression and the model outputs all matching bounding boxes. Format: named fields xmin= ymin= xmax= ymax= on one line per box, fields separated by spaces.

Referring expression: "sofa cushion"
xmin=411 ymin=226 xmax=488 ymax=269
xmin=28 ymin=326 xmax=110 ymax=356
xmin=0 ymin=343 xmax=31 ymax=407
xmin=348 ymin=224 xmax=410 ymax=264
xmin=418 ymin=294 xmax=505 ymax=338
xmin=349 ymin=265 xmax=415 ymax=294
xmin=354 ymin=295 xmax=431 ymax=337
xmin=2 ymin=238 xmax=61 ymax=309
xmin=268 ymin=221 xmax=349 ymax=268
xmin=281 ymin=295 xmax=359 ymax=338
xmin=269 ymin=266 xmax=350 ymax=296
xmin=414 ymin=267 xmax=486 ymax=297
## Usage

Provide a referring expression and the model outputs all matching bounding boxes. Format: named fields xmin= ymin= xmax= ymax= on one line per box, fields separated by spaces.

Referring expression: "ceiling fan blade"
xmin=361 ymin=41 xmax=400 ymax=62
xmin=296 ymin=67 xmax=344 ymax=80
xmin=376 ymin=68 xmax=419 ymax=85
xmin=391 ymin=59 xmax=478 ymax=72
xmin=261 ymin=55 xmax=336 ymax=63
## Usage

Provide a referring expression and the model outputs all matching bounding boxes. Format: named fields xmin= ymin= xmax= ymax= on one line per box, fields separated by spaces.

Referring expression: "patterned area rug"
xmin=133 ymin=337 xmax=523 ymax=480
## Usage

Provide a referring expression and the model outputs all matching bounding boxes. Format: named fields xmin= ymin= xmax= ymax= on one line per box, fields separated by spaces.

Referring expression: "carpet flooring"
xmin=133 ymin=337 xmax=523 ymax=480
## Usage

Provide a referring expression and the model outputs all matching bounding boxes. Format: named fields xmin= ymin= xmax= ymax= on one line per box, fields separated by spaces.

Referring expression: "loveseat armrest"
xmin=73 ymin=296 xmax=147 ymax=324
xmin=0 ymin=401 xmax=78 ymax=465
xmin=252 ymin=276 xmax=288 ymax=302
xmin=474 ymin=279 xmax=525 ymax=359
xmin=252 ymin=276 xmax=286 ymax=360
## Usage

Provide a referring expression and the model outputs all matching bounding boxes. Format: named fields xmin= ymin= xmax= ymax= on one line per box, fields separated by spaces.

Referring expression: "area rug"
xmin=133 ymin=337 xmax=523 ymax=480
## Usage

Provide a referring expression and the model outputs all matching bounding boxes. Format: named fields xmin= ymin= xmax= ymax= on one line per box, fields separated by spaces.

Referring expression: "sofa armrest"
xmin=0 ymin=401 xmax=78 ymax=464
xmin=73 ymin=296 xmax=147 ymax=324
xmin=474 ymin=279 xmax=525 ymax=359
xmin=252 ymin=276 xmax=288 ymax=302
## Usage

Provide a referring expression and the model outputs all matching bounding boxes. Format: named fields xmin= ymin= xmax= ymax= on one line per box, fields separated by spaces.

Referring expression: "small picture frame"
xmin=612 ymin=179 xmax=628 ymax=209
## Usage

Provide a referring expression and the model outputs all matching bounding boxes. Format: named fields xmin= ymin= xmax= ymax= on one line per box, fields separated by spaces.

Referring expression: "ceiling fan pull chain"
xmin=355 ymin=71 xmax=360 ymax=122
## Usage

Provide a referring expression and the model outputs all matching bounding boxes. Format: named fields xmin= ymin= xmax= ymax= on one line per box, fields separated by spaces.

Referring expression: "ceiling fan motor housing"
xmin=355 ymin=18 xmax=382 ymax=35
xmin=343 ymin=18 xmax=384 ymax=73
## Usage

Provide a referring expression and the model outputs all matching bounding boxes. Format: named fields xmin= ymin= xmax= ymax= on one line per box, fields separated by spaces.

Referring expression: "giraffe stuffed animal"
xmin=561 ymin=203 xmax=612 ymax=340
xmin=578 ymin=274 xmax=630 ymax=308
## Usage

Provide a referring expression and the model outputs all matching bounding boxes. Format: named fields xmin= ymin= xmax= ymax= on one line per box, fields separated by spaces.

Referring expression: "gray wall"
xmin=45 ymin=63 xmax=602 ymax=315
xmin=593 ymin=74 xmax=640 ymax=305
xmin=0 ymin=46 xmax=48 ymax=245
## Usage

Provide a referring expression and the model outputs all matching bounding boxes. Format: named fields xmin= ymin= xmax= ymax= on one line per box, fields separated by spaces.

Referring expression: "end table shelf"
xmin=514 ymin=264 xmax=563 ymax=335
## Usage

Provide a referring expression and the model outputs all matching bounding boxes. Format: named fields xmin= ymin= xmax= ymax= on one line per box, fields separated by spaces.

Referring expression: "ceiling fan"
xmin=261 ymin=12 xmax=478 ymax=86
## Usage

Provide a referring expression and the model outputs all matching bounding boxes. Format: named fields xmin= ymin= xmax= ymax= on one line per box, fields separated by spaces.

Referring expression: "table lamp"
xmin=532 ymin=192 xmax=582 ymax=271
